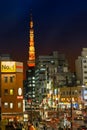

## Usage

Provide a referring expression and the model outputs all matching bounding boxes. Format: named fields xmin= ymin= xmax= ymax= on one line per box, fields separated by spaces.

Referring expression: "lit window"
xmin=10 ymin=89 xmax=14 ymax=95
xmin=10 ymin=102 xmax=13 ymax=109
xmin=32 ymin=81 xmax=35 ymax=83
xmin=18 ymin=102 xmax=21 ymax=108
xmin=32 ymin=77 xmax=35 ymax=79
xmin=4 ymin=102 xmax=8 ymax=108
xmin=32 ymin=95 xmax=35 ymax=97
xmin=18 ymin=88 xmax=22 ymax=96
xmin=33 ymin=84 xmax=35 ymax=86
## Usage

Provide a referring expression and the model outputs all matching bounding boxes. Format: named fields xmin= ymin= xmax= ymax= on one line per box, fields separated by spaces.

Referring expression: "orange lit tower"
xmin=25 ymin=14 xmax=36 ymax=115
xmin=27 ymin=14 xmax=35 ymax=67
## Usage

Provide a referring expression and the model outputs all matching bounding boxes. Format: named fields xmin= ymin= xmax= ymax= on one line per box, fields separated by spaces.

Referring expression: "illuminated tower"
xmin=27 ymin=14 xmax=35 ymax=67
xmin=25 ymin=14 xmax=36 ymax=114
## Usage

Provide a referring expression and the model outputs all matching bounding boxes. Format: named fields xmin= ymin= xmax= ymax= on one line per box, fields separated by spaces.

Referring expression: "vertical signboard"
xmin=83 ymin=88 xmax=87 ymax=100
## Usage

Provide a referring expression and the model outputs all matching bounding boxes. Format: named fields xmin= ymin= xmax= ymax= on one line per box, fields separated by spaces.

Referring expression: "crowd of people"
xmin=5 ymin=118 xmax=48 ymax=130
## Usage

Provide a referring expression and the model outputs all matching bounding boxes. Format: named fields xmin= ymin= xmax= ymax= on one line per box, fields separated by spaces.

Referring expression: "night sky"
xmin=0 ymin=0 xmax=87 ymax=78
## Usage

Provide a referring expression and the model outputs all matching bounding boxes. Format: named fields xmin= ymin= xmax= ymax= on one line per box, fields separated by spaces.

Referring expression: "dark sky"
xmin=0 ymin=0 xmax=87 ymax=78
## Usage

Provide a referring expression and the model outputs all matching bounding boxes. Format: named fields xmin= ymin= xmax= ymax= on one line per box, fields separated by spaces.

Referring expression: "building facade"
xmin=75 ymin=48 xmax=87 ymax=85
xmin=36 ymin=51 xmax=70 ymax=109
xmin=0 ymin=55 xmax=23 ymax=121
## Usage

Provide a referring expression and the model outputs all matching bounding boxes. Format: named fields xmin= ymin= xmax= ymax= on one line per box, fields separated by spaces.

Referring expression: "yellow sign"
xmin=1 ymin=61 xmax=16 ymax=72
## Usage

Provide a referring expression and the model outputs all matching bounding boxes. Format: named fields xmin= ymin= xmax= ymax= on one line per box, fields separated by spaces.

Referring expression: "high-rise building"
xmin=75 ymin=48 xmax=87 ymax=85
xmin=36 ymin=51 xmax=70 ymax=109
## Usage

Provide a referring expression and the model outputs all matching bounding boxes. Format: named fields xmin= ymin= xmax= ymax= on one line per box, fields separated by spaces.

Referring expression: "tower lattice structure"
xmin=27 ymin=15 xmax=35 ymax=67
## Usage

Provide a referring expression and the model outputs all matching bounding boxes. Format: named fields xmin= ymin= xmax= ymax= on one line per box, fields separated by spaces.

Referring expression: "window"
xmin=18 ymin=88 xmax=22 ymax=96
xmin=4 ymin=89 xmax=8 ymax=95
xmin=79 ymin=90 xmax=81 ymax=94
xmin=69 ymin=91 xmax=71 ymax=95
xmin=10 ymin=89 xmax=14 ymax=95
xmin=84 ymin=71 xmax=87 ymax=74
xmin=72 ymin=91 xmax=74 ymax=95
xmin=32 ymin=94 xmax=35 ymax=97
xmin=84 ymin=77 xmax=87 ymax=79
xmin=83 ymin=60 xmax=86 ymax=63
xmin=66 ymin=91 xmax=68 ymax=95
xmin=84 ymin=65 xmax=87 ymax=68
xmin=18 ymin=102 xmax=21 ymax=108
xmin=10 ymin=102 xmax=13 ymax=109
xmin=10 ymin=76 xmax=14 ymax=83
xmin=4 ymin=76 xmax=8 ymax=83
xmin=63 ymin=91 xmax=65 ymax=95
xmin=4 ymin=102 xmax=8 ymax=108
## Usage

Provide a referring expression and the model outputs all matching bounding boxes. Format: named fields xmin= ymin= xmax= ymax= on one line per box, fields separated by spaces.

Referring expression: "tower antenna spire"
xmin=27 ymin=12 xmax=35 ymax=67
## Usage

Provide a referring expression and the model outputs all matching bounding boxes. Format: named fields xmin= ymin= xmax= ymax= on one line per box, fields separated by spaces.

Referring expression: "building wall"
xmin=59 ymin=86 xmax=83 ymax=108
xmin=75 ymin=48 xmax=87 ymax=85
xmin=0 ymin=61 xmax=23 ymax=119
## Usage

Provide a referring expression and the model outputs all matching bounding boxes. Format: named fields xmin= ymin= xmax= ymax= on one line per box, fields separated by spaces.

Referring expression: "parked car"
xmin=74 ymin=115 xmax=83 ymax=120
xmin=77 ymin=125 xmax=87 ymax=130
xmin=83 ymin=116 xmax=87 ymax=123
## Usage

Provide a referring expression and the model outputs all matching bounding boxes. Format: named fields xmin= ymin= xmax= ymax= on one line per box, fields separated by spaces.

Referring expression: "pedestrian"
xmin=35 ymin=122 xmax=39 ymax=130
xmin=43 ymin=124 xmax=47 ymax=130
xmin=28 ymin=120 xmax=36 ymax=130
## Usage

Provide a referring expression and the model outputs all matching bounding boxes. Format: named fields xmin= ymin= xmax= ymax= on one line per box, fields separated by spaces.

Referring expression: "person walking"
xmin=35 ymin=122 xmax=39 ymax=130
xmin=43 ymin=124 xmax=47 ymax=130
xmin=28 ymin=120 xmax=36 ymax=130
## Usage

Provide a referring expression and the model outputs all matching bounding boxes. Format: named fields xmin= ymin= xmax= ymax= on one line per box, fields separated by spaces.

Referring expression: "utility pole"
xmin=70 ymin=86 xmax=73 ymax=130
xmin=0 ymin=93 xmax=1 ymax=130
xmin=0 ymin=86 xmax=1 ymax=122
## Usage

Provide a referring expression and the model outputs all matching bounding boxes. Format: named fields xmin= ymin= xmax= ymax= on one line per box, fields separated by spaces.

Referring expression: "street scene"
xmin=0 ymin=1 xmax=87 ymax=130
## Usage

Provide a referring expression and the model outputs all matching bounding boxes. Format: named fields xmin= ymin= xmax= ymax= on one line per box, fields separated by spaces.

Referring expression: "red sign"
xmin=17 ymin=96 xmax=23 ymax=99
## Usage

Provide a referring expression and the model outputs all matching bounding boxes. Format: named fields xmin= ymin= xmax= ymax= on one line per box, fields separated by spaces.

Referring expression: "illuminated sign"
xmin=17 ymin=96 xmax=23 ymax=99
xmin=1 ymin=62 xmax=16 ymax=72
xmin=83 ymin=89 xmax=87 ymax=100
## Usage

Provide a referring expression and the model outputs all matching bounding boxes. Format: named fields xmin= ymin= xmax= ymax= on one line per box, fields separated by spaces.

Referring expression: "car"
xmin=83 ymin=116 xmax=87 ymax=123
xmin=74 ymin=115 xmax=83 ymax=120
xmin=77 ymin=125 xmax=87 ymax=130
xmin=45 ymin=118 xmax=51 ymax=122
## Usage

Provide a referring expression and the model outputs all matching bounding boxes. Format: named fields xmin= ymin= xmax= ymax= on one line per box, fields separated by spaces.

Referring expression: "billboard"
xmin=1 ymin=61 xmax=16 ymax=72
xmin=83 ymin=89 xmax=87 ymax=100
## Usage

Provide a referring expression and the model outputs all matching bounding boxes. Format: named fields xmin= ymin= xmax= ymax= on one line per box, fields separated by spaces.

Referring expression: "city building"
xmin=75 ymin=48 xmax=87 ymax=85
xmin=59 ymin=86 xmax=83 ymax=109
xmin=0 ymin=54 xmax=23 ymax=121
xmin=36 ymin=51 xmax=70 ymax=110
